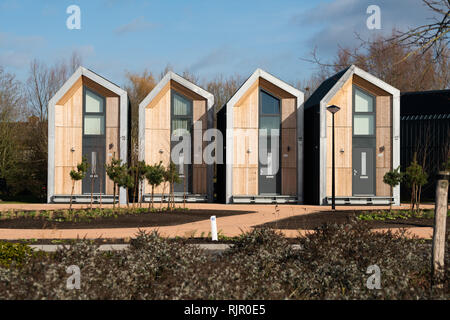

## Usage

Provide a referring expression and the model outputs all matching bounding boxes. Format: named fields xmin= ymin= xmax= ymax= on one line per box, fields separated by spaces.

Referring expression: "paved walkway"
xmin=29 ymin=243 xmax=302 ymax=253
xmin=0 ymin=203 xmax=437 ymax=240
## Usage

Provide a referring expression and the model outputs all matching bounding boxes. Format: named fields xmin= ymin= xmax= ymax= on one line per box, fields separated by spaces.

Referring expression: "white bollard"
xmin=210 ymin=215 xmax=218 ymax=241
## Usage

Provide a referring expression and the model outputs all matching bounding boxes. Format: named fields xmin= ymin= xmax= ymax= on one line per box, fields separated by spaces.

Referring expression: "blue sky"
xmin=0 ymin=0 xmax=431 ymax=87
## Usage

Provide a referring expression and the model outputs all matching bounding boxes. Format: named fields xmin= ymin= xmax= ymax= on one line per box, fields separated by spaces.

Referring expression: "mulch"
xmin=257 ymin=210 xmax=449 ymax=232
xmin=0 ymin=209 xmax=254 ymax=229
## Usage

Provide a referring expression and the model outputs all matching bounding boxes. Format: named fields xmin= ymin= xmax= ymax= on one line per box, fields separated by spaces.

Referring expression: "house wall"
xmin=232 ymin=78 xmax=298 ymax=196
xmin=325 ymin=74 xmax=392 ymax=197
xmin=54 ymin=76 xmax=120 ymax=195
xmin=143 ymin=80 xmax=208 ymax=195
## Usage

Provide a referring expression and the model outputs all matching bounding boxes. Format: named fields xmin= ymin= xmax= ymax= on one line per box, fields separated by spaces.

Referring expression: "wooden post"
xmin=432 ymin=171 xmax=449 ymax=286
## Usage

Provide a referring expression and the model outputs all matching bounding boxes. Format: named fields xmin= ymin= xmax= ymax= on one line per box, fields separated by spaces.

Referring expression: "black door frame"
xmin=82 ymin=86 xmax=106 ymax=194
xmin=258 ymin=88 xmax=282 ymax=195
xmin=352 ymin=84 xmax=376 ymax=196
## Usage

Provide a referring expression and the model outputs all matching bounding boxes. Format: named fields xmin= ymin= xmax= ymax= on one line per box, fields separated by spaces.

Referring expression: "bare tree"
xmin=182 ymin=69 xmax=200 ymax=85
xmin=204 ymin=74 xmax=244 ymax=113
xmin=391 ymin=0 xmax=449 ymax=60
xmin=302 ymin=34 xmax=450 ymax=92
xmin=158 ymin=64 xmax=174 ymax=81
xmin=0 ymin=67 xmax=26 ymax=195
xmin=24 ymin=51 xmax=83 ymax=200
xmin=123 ymin=69 xmax=157 ymax=167
xmin=26 ymin=51 xmax=82 ymax=122
xmin=295 ymin=66 xmax=331 ymax=100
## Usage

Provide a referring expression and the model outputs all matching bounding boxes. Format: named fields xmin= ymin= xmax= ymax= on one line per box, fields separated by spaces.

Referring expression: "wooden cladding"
xmin=232 ymin=77 xmax=298 ymax=196
xmin=54 ymin=76 xmax=120 ymax=195
xmin=143 ymin=81 xmax=208 ymax=195
xmin=325 ymin=74 xmax=393 ymax=197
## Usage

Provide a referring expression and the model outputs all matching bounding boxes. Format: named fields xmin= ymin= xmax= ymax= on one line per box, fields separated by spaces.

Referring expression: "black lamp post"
xmin=327 ymin=105 xmax=340 ymax=211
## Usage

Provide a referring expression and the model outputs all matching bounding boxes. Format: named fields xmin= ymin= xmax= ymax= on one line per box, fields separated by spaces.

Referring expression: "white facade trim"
xmin=319 ymin=65 xmax=401 ymax=205
xmin=224 ymin=69 xmax=304 ymax=203
xmin=138 ymin=71 xmax=215 ymax=201
xmin=47 ymin=66 xmax=128 ymax=204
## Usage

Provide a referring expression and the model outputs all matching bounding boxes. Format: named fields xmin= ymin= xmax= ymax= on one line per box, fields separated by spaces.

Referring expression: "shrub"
xmin=0 ymin=224 xmax=447 ymax=300
xmin=383 ymin=166 xmax=403 ymax=211
xmin=405 ymin=155 xmax=428 ymax=212
xmin=0 ymin=242 xmax=38 ymax=268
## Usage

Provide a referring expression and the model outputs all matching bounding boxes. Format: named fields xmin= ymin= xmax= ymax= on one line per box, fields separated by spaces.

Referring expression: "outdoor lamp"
xmin=327 ymin=105 xmax=340 ymax=211
xmin=327 ymin=105 xmax=341 ymax=114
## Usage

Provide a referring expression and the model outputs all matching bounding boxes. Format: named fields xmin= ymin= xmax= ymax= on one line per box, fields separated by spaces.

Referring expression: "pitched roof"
xmin=48 ymin=66 xmax=126 ymax=107
xmin=304 ymin=65 xmax=400 ymax=110
xmin=139 ymin=71 xmax=214 ymax=110
xmin=220 ymin=68 xmax=304 ymax=111
xmin=304 ymin=67 xmax=350 ymax=110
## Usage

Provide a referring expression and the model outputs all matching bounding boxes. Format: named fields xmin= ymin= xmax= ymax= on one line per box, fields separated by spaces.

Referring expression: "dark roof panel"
xmin=304 ymin=67 xmax=350 ymax=110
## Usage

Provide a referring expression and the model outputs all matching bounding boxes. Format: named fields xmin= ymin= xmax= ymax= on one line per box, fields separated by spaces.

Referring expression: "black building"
xmin=400 ymin=90 xmax=450 ymax=201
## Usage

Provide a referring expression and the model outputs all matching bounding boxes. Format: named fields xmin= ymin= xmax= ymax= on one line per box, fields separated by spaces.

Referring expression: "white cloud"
xmin=0 ymin=32 xmax=45 ymax=69
xmin=0 ymin=32 xmax=45 ymax=49
xmin=0 ymin=50 xmax=30 ymax=68
xmin=291 ymin=0 xmax=433 ymax=55
xmin=189 ymin=47 xmax=236 ymax=72
xmin=0 ymin=0 xmax=21 ymax=10
xmin=114 ymin=17 xmax=156 ymax=35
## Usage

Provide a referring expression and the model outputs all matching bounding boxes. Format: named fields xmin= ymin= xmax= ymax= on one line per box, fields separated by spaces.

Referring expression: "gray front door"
xmin=352 ymin=85 xmax=376 ymax=196
xmin=352 ymin=147 xmax=375 ymax=195
xmin=259 ymin=90 xmax=281 ymax=195
xmin=82 ymin=87 xmax=106 ymax=194
xmin=82 ymin=147 xmax=105 ymax=194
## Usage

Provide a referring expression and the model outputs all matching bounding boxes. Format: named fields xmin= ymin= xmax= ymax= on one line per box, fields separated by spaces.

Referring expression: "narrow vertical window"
xmin=361 ymin=152 xmax=367 ymax=176
xmin=84 ymin=89 xmax=105 ymax=135
xmin=353 ymin=87 xmax=375 ymax=136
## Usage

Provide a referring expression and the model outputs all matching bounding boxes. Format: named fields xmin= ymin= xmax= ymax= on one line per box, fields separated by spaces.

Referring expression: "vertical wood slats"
xmin=54 ymin=76 xmax=120 ymax=196
xmin=325 ymin=75 xmax=393 ymax=197
xmin=232 ymin=78 xmax=298 ymax=196
xmin=144 ymin=82 xmax=208 ymax=195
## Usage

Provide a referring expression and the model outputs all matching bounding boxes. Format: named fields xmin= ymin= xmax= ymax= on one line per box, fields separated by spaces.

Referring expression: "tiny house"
xmin=47 ymin=67 xmax=128 ymax=204
xmin=304 ymin=65 xmax=400 ymax=205
xmin=138 ymin=71 xmax=214 ymax=202
xmin=216 ymin=69 xmax=304 ymax=204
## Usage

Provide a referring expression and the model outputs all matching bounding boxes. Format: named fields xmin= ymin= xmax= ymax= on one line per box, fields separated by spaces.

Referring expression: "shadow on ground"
xmin=256 ymin=210 xmax=449 ymax=232
xmin=0 ymin=209 xmax=256 ymax=229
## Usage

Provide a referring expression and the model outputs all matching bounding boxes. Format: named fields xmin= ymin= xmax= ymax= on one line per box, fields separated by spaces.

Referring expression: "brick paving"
xmin=0 ymin=203 xmax=437 ymax=240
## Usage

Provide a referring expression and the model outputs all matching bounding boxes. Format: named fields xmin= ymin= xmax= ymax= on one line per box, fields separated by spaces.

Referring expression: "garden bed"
xmin=258 ymin=209 xmax=450 ymax=232
xmin=0 ymin=225 xmax=447 ymax=299
xmin=0 ymin=208 xmax=254 ymax=229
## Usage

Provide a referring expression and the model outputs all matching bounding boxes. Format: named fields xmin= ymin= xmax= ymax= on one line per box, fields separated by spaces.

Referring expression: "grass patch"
xmin=0 ymin=206 xmax=189 ymax=223
xmin=0 ymin=242 xmax=47 ymax=268
xmin=357 ymin=209 xmax=449 ymax=221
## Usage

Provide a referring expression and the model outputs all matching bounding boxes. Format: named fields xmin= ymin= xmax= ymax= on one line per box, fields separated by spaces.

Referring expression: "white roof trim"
xmin=48 ymin=66 xmax=126 ymax=106
xmin=322 ymin=65 xmax=399 ymax=105
xmin=318 ymin=64 xmax=400 ymax=205
xmin=139 ymin=71 xmax=214 ymax=110
xmin=227 ymin=68 xmax=303 ymax=108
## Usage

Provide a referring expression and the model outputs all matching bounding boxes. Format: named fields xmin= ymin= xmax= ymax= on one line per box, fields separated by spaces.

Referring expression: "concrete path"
xmin=0 ymin=203 xmax=437 ymax=240
xmin=28 ymin=243 xmax=303 ymax=253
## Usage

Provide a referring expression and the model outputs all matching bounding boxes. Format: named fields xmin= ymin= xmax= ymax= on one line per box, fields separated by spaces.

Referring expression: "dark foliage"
xmin=0 ymin=223 xmax=448 ymax=299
